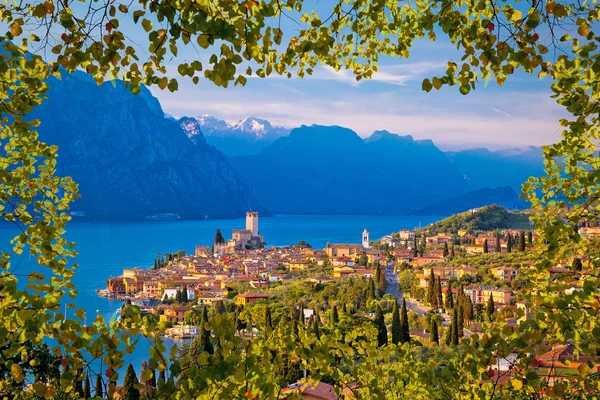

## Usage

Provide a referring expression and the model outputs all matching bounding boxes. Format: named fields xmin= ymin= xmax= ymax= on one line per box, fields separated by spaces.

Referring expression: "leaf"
xmin=142 ymin=19 xmax=153 ymax=32
xmin=578 ymin=22 xmax=590 ymax=37
xmin=511 ymin=378 xmax=522 ymax=389
xmin=10 ymin=22 xmax=22 ymax=37
xmin=422 ymin=79 xmax=433 ymax=92
xmin=511 ymin=10 xmax=522 ymax=21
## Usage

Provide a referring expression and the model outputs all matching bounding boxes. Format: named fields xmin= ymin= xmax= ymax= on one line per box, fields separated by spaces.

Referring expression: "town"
xmin=99 ymin=206 xmax=597 ymax=397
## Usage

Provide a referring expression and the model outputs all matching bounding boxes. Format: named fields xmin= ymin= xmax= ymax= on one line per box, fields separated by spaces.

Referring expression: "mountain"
xmin=231 ymin=126 xmax=469 ymax=214
xmin=32 ymin=72 xmax=262 ymax=220
xmin=408 ymin=186 xmax=527 ymax=216
xmin=447 ymin=146 xmax=544 ymax=192
xmin=192 ymin=115 xmax=290 ymax=156
xmin=425 ymin=204 xmax=532 ymax=233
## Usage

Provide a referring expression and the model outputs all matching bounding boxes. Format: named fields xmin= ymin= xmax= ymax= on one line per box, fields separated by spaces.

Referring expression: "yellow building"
xmin=333 ymin=266 xmax=355 ymax=278
xmin=234 ymin=293 xmax=269 ymax=307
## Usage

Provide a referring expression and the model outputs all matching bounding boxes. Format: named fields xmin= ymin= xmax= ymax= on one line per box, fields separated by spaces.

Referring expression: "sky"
xmin=28 ymin=0 xmax=566 ymax=151
xmin=151 ymin=38 xmax=564 ymax=151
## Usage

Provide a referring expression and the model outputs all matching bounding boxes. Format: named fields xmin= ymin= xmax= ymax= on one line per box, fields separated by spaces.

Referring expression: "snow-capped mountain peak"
xmin=227 ymin=117 xmax=274 ymax=137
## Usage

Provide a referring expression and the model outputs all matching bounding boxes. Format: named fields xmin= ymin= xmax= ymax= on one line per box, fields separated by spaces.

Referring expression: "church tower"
xmin=362 ymin=228 xmax=370 ymax=249
xmin=246 ymin=211 xmax=259 ymax=237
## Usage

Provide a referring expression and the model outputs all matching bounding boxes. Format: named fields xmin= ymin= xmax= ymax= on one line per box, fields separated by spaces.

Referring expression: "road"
xmin=385 ymin=268 xmax=450 ymax=327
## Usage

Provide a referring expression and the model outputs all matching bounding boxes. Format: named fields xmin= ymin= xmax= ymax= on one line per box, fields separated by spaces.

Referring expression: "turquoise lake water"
xmin=0 ymin=214 xmax=443 ymax=374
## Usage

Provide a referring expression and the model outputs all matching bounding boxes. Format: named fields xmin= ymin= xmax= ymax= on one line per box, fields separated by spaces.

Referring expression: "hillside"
xmin=33 ymin=72 xmax=262 ymax=220
xmin=425 ymin=204 xmax=532 ymax=233
xmin=408 ymin=186 xmax=528 ymax=216
xmin=231 ymin=126 xmax=469 ymax=214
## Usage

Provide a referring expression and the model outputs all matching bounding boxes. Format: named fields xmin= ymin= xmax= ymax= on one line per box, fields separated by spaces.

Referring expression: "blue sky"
xmin=27 ymin=1 xmax=565 ymax=151
xmin=152 ymin=37 xmax=564 ymax=150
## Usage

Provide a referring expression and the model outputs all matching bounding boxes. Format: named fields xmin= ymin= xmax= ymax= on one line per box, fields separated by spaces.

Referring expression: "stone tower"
xmin=362 ymin=228 xmax=370 ymax=249
xmin=246 ymin=211 xmax=259 ymax=237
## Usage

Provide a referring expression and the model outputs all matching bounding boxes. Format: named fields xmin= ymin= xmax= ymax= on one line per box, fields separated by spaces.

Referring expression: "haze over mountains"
xmin=33 ymin=76 xmax=543 ymax=219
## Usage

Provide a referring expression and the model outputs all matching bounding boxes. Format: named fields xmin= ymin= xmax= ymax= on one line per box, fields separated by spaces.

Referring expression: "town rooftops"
xmin=237 ymin=292 xmax=269 ymax=299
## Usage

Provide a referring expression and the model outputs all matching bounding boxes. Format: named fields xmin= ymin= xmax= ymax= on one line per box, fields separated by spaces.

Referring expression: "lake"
xmin=0 ymin=214 xmax=443 ymax=373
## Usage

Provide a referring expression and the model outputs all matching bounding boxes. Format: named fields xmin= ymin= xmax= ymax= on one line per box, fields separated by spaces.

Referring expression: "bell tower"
xmin=246 ymin=211 xmax=259 ymax=237
xmin=362 ymin=228 xmax=370 ymax=249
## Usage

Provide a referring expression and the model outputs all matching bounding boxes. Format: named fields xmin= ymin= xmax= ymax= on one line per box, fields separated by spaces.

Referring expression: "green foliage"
xmin=426 ymin=205 xmax=531 ymax=233
xmin=430 ymin=320 xmax=439 ymax=345
xmin=374 ymin=305 xmax=387 ymax=348
xmin=391 ymin=300 xmax=401 ymax=345
xmin=95 ymin=373 xmax=103 ymax=398
xmin=121 ymin=364 xmax=140 ymax=400
xmin=214 ymin=229 xmax=225 ymax=244
xmin=400 ymin=299 xmax=410 ymax=345
xmin=486 ymin=293 xmax=495 ymax=320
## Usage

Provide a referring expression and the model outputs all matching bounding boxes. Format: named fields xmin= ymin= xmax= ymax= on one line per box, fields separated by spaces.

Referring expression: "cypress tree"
xmin=527 ymin=231 xmax=533 ymax=247
xmin=463 ymin=296 xmax=474 ymax=326
xmin=400 ymin=298 xmax=410 ymax=344
xmin=435 ymin=277 xmax=443 ymax=312
xmin=391 ymin=300 xmax=401 ymax=345
xmin=95 ymin=374 xmax=103 ymax=398
xmin=451 ymin=243 xmax=455 ymax=258
xmin=83 ymin=374 xmax=91 ymax=399
xmin=367 ymin=278 xmax=376 ymax=300
xmin=507 ymin=233 xmax=512 ymax=253
xmin=200 ymin=306 xmax=213 ymax=354
xmin=444 ymin=324 xmax=452 ymax=346
xmin=375 ymin=265 xmax=381 ymax=286
xmin=342 ymin=303 xmax=347 ymax=315
xmin=483 ymin=239 xmax=488 ymax=253
xmin=182 ymin=285 xmax=188 ymax=303
xmin=443 ymin=242 xmax=449 ymax=257
xmin=122 ymin=363 xmax=140 ymax=400
xmin=486 ymin=293 xmax=495 ymax=320
xmin=519 ymin=230 xmax=526 ymax=251
xmin=457 ymin=302 xmax=464 ymax=338
xmin=264 ymin=305 xmax=273 ymax=330
xmin=427 ymin=269 xmax=436 ymax=307
xmin=495 ymin=231 xmax=501 ymax=253
xmin=312 ymin=315 xmax=321 ymax=340
xmin=451 ymin=308 xmax=459 ymax=346
xmin=175 ymin=289 xmax=181 ymax=303
xmin=374 ymin=304 xmax=387 ymax=347
xmin=430 ymin=319 xmax=439 ymax=345
xmin=572 ymin=257 xmax=583 ymax=271
xmin=214 ymin=228 xmax=225 ymax=244
xmin=445 ymin=280 xmax=454 ymax=310
xmin=378 ymin=268 xmax=387 ymax=294
xmin=330 ymin=305 xmax=339 ymax=325
xmin=298 ymin=302 xmax=305 ymax=325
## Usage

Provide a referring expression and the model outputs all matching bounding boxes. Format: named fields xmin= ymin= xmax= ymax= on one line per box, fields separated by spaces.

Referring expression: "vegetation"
xmin=2 ymin=0 xmax=600 ymax=397
xmin=425 ymin=205 xmax=531 ymax=233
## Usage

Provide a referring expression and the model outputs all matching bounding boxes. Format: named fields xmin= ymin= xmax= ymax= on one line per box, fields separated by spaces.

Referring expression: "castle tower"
xmin=246 ymin=211 xmax=259 ymax=237
xmin=362 ymin=229 xmax=370 ymax=249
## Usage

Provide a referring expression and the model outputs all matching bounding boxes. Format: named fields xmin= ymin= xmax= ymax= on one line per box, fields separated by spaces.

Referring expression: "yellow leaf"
xmin=511 ymin=378 xmax=522 ymax=389
xmin=578 ymin=22 xmax=590 ymax=37
xmin=11 ymin=363 xmax=23 ymax=379
xmin=512 ymin=10 xmax=522 ymax=21
xmin=10 ymin=22 xmax=22 ymax=37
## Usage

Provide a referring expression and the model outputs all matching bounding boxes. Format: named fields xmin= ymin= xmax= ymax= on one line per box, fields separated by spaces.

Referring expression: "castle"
xmin=213 ymin=212 xmax=265 ymax=253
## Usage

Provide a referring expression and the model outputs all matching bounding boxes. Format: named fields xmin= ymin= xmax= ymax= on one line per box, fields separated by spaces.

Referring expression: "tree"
xmin=182 ymin=285 xmax=188 ymax=303
xmin=400 ymin=298 xmax=411 ymax=344
xmin=450 ymin=308 xmax=459 ymax=346
xmin=374 ymin=305 xmax=387 ymax=347
xmin=83 ymin=374 xmax=91 ymax=399
xmin=443 ymin=242 xmax=449 ymax=257
xmin=214 ymin=229 xmax=225 ymax=244
xmin=378 ymin=267 xmax=388 ymax=294
xmin=572 ymin=257 xmax=583 ymax=272
xmin=486 ymin=294 xmax=495 ymax=320
xmin=427 ymin=269 xmax=437 ymax=308
xmin=507 ymin=233 xmax=512 ymax=253
xmin=435 ymin=277 xmax=443 ymax=312
xmin=330 ymin=305 xmax=339 ymax=325
xmin=358 ymin=252 xmax=368 ymax=266
xmin=483 ymin=239 xmax=488 ymax=254
xmin=122 ymin=363 xmax=140 ymax=400
xmin=391 ymin=300 xmax=401 ymax=345
xmin=74 ymin=373 xmax=84 ymax=398
xmin=3 ymin=0 xmax=600 ymax=397
xmin=430 ymin=320 xmax=439 ymax=345
xmin=95 ymin=374 xmax=103 ymax=399
xmin=445 ymin=281 xmax=454 ymax=310
xmin=519 ymin=231 xmax=526 ymax=252
xmin=375 ymin=264 xmax=381 ymax=284
xmin=527 ymin=231 xmax=533 ymax=247
xmin=495 ymin=231 xmax=501 ymax=253
xmin=200 ymin=307 xmax=214 ymax=355
xmin=367 ymin=278 xmax=377 ymax=301
xmin=457 ymin=302 xmax=464 ymax=338
xmin=451 ymin=243 xmax=455 ymax=258
xmin=264 ymin=305 xmax=273 ymax=330
xmin=463 ymin=296 xmax=474 ymax=327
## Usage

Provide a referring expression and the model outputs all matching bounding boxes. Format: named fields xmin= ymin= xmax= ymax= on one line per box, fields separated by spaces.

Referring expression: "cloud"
xmin=492 ymin=107 xmax=512 ymax=117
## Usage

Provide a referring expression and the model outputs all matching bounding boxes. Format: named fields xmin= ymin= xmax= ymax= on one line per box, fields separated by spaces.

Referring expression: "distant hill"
xmin=408 ymin=186 xmax=528 ymax=216
xmin=231 ymin=126 xmax=469 ymax=214
xmin=447 ymin=147 xmax=544 ymax=192
xmin=190 ymin=115 xmax=290 ymax=156
xmin=426 ymin=204 xmax=532 ymax=233
xmin=33 ymin=72 xmax=262 ymax=220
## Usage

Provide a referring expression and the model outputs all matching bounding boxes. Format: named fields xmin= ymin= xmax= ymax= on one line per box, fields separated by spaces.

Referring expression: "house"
xmin=579 ymin=226 xmax=600 ymax=239
xmin=269 ymin=273 xmax=293 ymax=282
xmin=282 ymin=382 xmax=338 ymax=400
xmin=546 ymin=267 xmax=573 ymax=280
xmin=250 ymin=279 xmax=269 ymax=288
xmin=464 ymin=286 xmax=514 ymax=306
xmin=353 ymin=268 xmax=376 ymax=278
xmin=160 ymin=306 xmax=189 ymax=324
xmin=455 ymin=265 xmax=478 ymax=279
xmin=413 ymin=256 xmax=446 ymax=266
xmin=490 ymin=266 xmax=518 ymax=283
xmin=332 ymin=256 xmax=354 ymax=266
xmin=535 ymin=343 xmax=599 ymax=386
xmin=234 ymin=293 xmax=269 ymax=307
xmin=196 ymin=292 xmax=217 ymax=305
xmin=325 ymin=244 xmax=364 ymax=258
xmin=332 ymin=266 xmax=355 ymax=278
xmin=307 ymin=276 xmax=332 ymax=284
xmin=106 ymin=278 xmax=126 ymax=297
xmin=419 ymin=275 xmax=450 ymax=288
